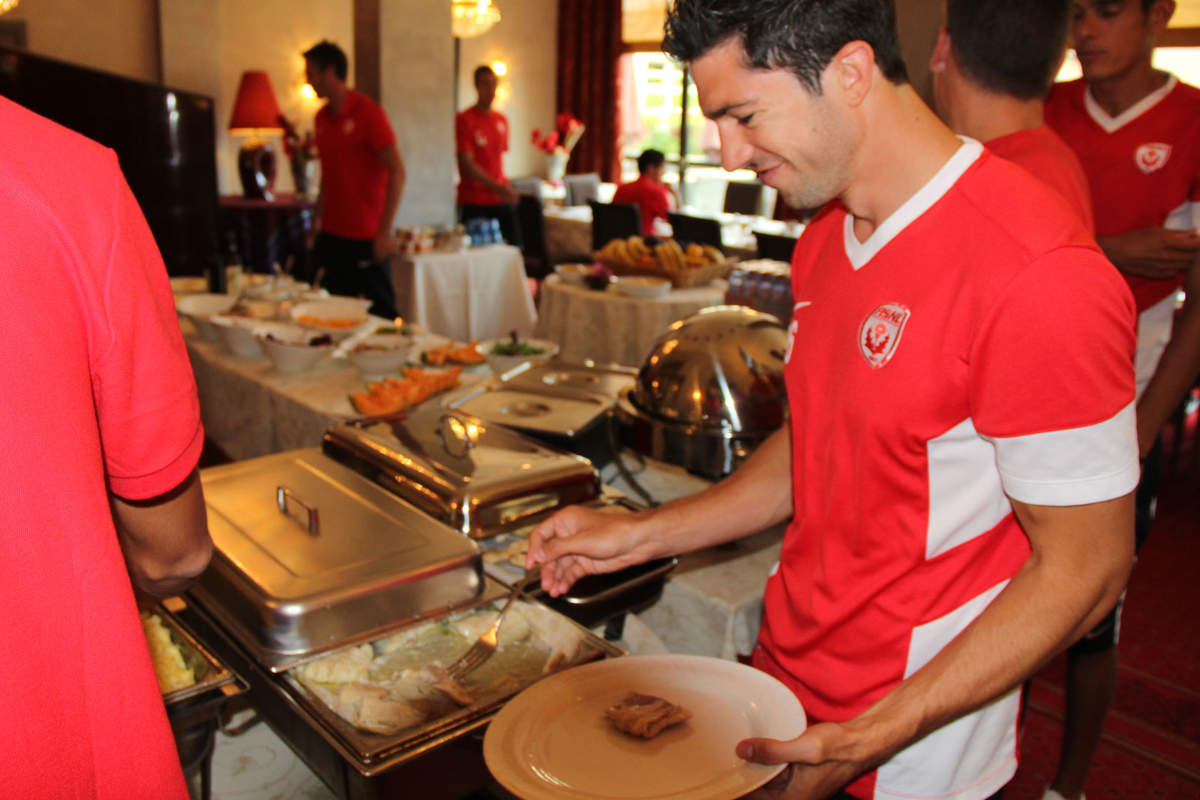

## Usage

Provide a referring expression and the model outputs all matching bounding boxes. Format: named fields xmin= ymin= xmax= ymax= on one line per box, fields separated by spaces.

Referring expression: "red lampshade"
xmin=228 ymin=70 xmax=283 ymax=133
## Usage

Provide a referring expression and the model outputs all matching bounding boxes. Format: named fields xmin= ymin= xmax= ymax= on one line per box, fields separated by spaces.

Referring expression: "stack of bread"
xmin=594 ymin=235 xmax=731 ymax=287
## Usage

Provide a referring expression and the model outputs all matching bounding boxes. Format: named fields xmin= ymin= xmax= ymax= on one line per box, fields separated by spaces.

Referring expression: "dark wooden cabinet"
xmin=220 ymin=194 xmax=315 ymax=279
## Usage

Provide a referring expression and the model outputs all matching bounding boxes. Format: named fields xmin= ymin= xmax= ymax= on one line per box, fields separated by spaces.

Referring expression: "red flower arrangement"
xmin=532 ymin=112 xmax=586 ymax=155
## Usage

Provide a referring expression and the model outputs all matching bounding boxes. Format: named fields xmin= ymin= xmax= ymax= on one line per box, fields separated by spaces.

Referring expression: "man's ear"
xmin=930 ymin=27 xmax=951 ymax=74
xmin=1148 ymin=0 xmax=1176 ymax=35
xmin=828 ymin=40 xmax=877 ymax=108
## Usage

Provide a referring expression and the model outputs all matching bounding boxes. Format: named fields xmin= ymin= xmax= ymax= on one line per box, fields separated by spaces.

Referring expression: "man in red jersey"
xmin=1043 ymin=3 xmax=1200 ymax=799
xmin=0 ymin=96 xmax=213 ymax=799
xmin=930 ymin=0 xmax=1094 ymax=230
xmin=304 ymin=40 xmax=406 ymax=319
xmin=456 ymin=65 xmax=522 ymax=247
xmin=526 ymin=2 xmax=1140 ymax=799
xmin=612 ymin=148 xmax=678 ymax=236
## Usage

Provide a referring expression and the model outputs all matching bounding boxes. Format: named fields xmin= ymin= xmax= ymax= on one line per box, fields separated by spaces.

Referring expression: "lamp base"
xmin=238 ymin=141 xmax=277 ymax=201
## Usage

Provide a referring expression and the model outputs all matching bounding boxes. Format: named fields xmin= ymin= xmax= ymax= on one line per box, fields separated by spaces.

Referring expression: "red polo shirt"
xmin=456 ymin=106 xmax=510 ymax=205
xmin=612 ymin=176 xmax=672 ymax=236
xmin=314 ymin=89 xmax=397 ymax=240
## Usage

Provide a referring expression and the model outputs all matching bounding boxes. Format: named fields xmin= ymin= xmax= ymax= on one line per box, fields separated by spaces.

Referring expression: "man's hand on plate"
xmin=1099 ymin=227 xmax=1200 ymax=280
xmin=525 ymin=505 xmax=661 ymax=596
xmin=738 ymin=721 xmax=876 ymax=800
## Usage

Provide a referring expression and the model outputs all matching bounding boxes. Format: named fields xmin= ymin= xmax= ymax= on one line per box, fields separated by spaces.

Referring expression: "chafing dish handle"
xmin=276 ymin=486 xmax=320 ymax=536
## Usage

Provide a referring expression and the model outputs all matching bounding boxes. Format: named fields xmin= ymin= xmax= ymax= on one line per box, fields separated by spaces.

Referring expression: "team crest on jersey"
xmin=342 ymin=119 xmax=356 ymax=135
xmin=1134 ymin=143 xmax=1171 ymax=174
xmin=858 ymin=303 xmax=910 ymax=369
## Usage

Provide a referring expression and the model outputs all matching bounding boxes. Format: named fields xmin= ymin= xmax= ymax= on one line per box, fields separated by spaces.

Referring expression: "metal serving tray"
xmin=192 ymin=449 xmax=484 ymax=672
xmin=442 ymin=359 xmax=636 ymax=440
xmin=153 ymin=596 xmax=239 ymax=705
xmin=181 ymin=578 xmax=624 ymax=779
xmin=323 ymin=405 xmax=599 ymax=539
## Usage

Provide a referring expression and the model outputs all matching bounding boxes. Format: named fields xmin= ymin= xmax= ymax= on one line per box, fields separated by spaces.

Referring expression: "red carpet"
xmin=1006 ymin=404 xmax=1200 ymax=799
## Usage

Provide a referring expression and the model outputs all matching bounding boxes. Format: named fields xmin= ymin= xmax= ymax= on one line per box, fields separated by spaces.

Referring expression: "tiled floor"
xmin=201 ymin=614 xmax=669 ymax=800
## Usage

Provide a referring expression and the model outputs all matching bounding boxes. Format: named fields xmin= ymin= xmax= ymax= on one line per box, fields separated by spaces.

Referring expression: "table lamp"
xmin=229 ymin=70 xmax=284 ymax=201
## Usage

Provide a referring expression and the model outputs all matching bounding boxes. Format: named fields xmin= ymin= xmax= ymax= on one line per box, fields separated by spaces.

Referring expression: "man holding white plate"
xmin=527 ymin=1 xmax=1139 ymax=799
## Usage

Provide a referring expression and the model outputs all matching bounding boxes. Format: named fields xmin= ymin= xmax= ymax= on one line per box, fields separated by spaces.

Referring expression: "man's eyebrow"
xmin=704 ymin=99 xmax=752 ymax=121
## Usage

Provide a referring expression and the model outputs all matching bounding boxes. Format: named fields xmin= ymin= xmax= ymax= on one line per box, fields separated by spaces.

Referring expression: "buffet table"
xmin=390 ymin=245 xmax=537 ymax=343
xmin=535 ymin=274 xmax=727 ymax=367
xmin=182 ymin=322 xmax=489 ymax=461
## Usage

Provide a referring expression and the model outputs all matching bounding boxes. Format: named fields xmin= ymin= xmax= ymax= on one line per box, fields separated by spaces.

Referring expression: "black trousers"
xmin=310 ymin=232 xmax=398 ymax=320
xmin=460 ymin=203 xmax=522 ymax=249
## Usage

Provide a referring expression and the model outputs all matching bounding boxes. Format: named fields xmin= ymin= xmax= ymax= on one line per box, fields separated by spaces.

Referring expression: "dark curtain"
xmin=556 ymin=0 xmax=622 ymax=183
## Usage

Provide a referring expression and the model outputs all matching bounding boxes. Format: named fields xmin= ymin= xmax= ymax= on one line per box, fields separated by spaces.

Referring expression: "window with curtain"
xmin=617 ymin=0 xmax=758 ymax=213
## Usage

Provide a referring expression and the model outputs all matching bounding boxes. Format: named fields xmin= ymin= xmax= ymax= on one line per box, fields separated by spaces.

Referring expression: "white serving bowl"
xmin=176 ymin=293 xmax=238 ymax=340
xmin=614 ymin=276 xmax=672 ymax=298
xmin=211 ymin=317 xmax=293 ymax=358
xmin=555 ymin=263 xmax=592 ymax=286
xmin=258 ymin=325 xmax=335 ymax=373
xmin=169 ymin=276 xmax=208 ymax=296
xmin=236 ymin=298 xmax=280 ymax=320
xmin=479 ymin=337 xmax=560 ymax=376
xmin=348 ymin=333 xmax=414 ymax=376
xmin=290 ymin=298 xmax=371 ymax=340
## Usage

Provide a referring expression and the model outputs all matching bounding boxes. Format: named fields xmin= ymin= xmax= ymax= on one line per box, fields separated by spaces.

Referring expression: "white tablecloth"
xmin=536 ymin=274 xmax=727 ymax=367
xmin=390 ymin=245 xmax=537 ymax=343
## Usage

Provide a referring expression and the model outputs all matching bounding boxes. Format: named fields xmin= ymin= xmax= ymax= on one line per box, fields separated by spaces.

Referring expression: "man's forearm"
xmin=637 ymin=426 xmax=794 ymax=556
xmin=458 ymin=152 xmax=508 ymax=197
xmin=1136 ymin=270 xmax=1200 ymax=454
xmin=112 ymin=470 xmax=213 ymax=598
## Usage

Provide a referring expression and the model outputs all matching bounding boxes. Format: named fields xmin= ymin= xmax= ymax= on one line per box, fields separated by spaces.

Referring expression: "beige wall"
xmin=4 ymin=0 xmax=159 ymax=82
xmin=896 ymin=0 xmax=942 ymax=106
xmin=381 ymin=0 xmax=456 ymax=227
xmin=457 ymin=0 xmax=559 ymax=182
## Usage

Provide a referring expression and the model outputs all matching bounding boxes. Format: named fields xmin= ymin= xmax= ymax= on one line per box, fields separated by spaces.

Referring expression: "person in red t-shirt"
xmin=0 ymin=96 xmax=213 ymax=799
xmin=524 ymin=2 xmax=1138 ymax=799
xmin=1042 ymin=3 xmax=1200 ymax=799
xmin=929 ymin=0 xmax=1094 ymax=231
xmin=456 ymin=65 xmax=522 ymax=248
xmin=612 ymin=149 xmax=678 ymax=237
xmin=304 ymin=40 xmax=406 ymax=319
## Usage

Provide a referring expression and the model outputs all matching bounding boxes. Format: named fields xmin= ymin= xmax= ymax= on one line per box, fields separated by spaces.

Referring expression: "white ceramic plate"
xmin=483 ymin=654 xmax=806 ymax=800
xmin=478 ymin=337 xmax=560 ymax=376
xmin=614 ymin=276 xmax=672 ymax=298
xmin=556 ymin=263 xmax=593 ymax=285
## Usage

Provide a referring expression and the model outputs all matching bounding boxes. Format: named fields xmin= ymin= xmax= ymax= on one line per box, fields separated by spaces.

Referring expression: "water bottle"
xmin=467 ymin=218 xmax=482 ymax=247
xmin=488 ymin=218 xmax=503 ymax=245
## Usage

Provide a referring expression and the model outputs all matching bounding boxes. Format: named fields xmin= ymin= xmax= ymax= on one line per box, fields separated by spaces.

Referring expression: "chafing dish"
xmin=616 ymin=305 xmax=789 ymax=478
xmin=190 ymin=449 xmax=484 ymax=671
xmin=322 ymin=405 xmax=599 ymax=540
xmin=443 ymin=359 xmax=637 ymax=467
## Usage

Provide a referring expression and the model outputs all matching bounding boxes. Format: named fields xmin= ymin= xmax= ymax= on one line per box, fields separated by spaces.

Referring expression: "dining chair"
xmin=510 ymin=176 xmax=544 ymax=198
xmin=723 ymin=181 xmax=764 ymax=215
xmin=565 ymin=172 xmax=602 ymax=206
xmin=667 ymin=212 xmax=723 ymax=249
xmin=755 ymin=231 xmax=800 ymax=263
xmin=516 ymin=194 xmax=553 ymax=280
xmin=590 ymin=201 xmax=642 ymax=251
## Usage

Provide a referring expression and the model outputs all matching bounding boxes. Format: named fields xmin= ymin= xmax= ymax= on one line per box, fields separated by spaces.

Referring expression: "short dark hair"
xmin=303 ymin=41 xmax=347 ymax=81
xmin=946 ymin=0 xmax=1070 ymax=100
xmin=663 ymin=0 xmax=908 ymax=95
xmin=474 ymin=65 xmax=496 ymax=83
xmin=637 ymin=149 xmax=666 ymax=173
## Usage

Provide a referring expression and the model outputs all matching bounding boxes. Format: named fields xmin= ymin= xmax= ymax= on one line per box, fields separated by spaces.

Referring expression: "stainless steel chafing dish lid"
xmin=191 ymin=449 xmax=483 ymax=671
xmin=322 ymin=405 xmax=599 ymax=539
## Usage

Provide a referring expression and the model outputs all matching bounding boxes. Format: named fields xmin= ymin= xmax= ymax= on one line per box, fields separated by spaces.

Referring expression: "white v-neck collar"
xmin=843 ymin=139 xmax=983 ymax=271
xmin=1084 ymin=74 xmax=1177 ymax=133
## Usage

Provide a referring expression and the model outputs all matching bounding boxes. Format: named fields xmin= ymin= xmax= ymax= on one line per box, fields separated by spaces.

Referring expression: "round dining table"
xmin=536 ymin=274 xmax=728 ymax=367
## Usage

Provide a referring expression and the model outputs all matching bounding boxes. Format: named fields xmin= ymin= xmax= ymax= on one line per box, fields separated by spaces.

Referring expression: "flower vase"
xmin=546 ymin=151 xmax=568 ymax=186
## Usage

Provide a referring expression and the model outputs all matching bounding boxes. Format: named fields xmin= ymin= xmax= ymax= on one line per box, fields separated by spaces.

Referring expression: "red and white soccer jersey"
xmin=754 ymin=142 xmax=1139 ymax=800
xmin=1047 ymin=77 xmax=1200 ymax=392
xmin=986 ymin=125 xmax=1094 ymax=233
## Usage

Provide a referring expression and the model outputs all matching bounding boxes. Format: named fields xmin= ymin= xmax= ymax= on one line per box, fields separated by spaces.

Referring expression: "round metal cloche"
xmin=617 ymin=305 xmax=789 ymax=478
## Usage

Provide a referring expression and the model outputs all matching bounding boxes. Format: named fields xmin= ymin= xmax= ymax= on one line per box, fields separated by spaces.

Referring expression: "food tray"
xmin=277 ymin=579 xmax=625 ymax=767
xmin=155 ymin=596 xmax=239 ymax=705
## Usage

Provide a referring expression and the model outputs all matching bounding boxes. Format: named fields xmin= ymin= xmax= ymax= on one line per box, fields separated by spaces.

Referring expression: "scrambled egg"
xmin=140 ymin=612 xmax=196 ymax=694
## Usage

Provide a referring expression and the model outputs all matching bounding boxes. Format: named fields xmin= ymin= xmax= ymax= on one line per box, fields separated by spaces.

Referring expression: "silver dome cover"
xmin=629 ymin=305 xmax=788 ymax=433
